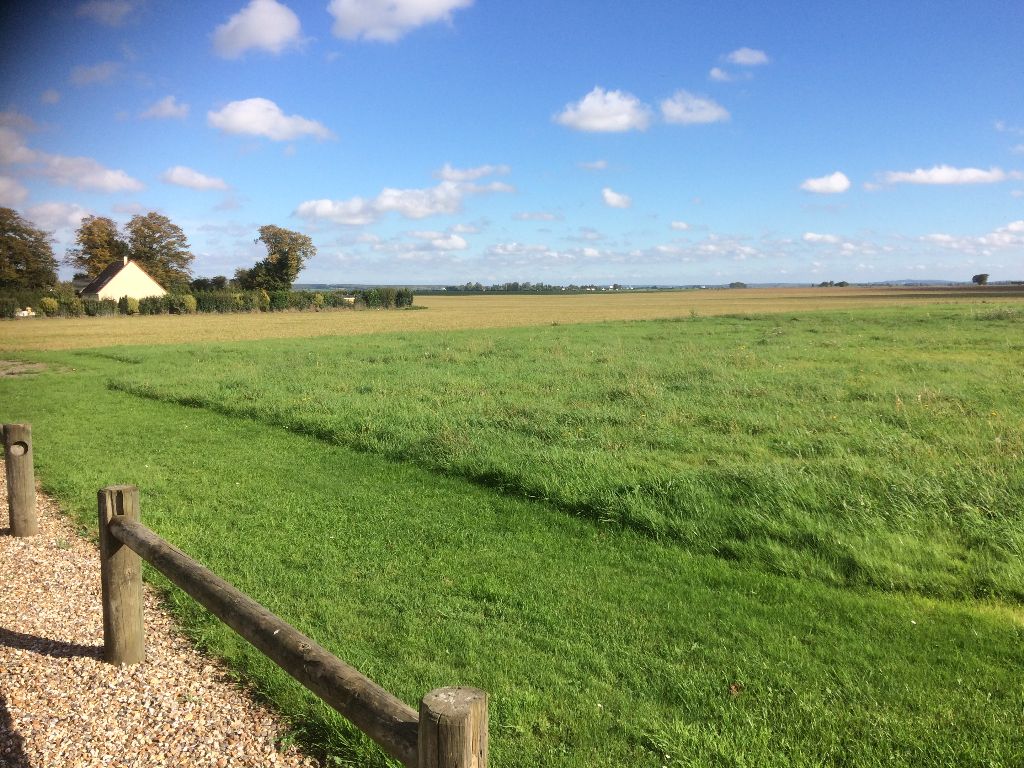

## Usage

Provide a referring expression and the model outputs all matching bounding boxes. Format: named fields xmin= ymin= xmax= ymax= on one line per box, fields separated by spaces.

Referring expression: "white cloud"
xmin=213 ymin=0 xmax=303 ymax=58
xmin=26 ymin=202 xmax=91 ymax=233
xmin=0 ymin=126 xmax=141 ymax=192
xmin=40 ymin=154 xmax=144 ymax=192
xmin=75 ymin=1 xmax=134 ymax=26
xmin=800 ymin=171 xmax=851 ymax=194
xmin=0 ymin=127 xmax=38 ymax=164
xmin=602 ymin=187 xmax=631 ymax=208
xmin=0 ymin=175 xmax=28 ymax=206
xmin=515 ymin=211 xmax=559 ymax=222
xmin=140 ymin=95 xmax=189 ymax=120
xmin=207 ymin=98 xmax=333 ymax=141
xmin=435 ymin=163 xmax=509 ymax=182
xmin=410 ymin=230 xmax=469 ymax=250
xmin=555 ymin=87 xmax=652 ymax=132
xmin=883 ymin=165 xmax=1017 ymax=185
xmin=670 ymin=221 xmax=690 ymax=231
xmin=161 ymin=166 xmax=229 ymax=191
xmin=40 ymin=89 xmax=61 ymax=105
xmin=726 ymin=47 xmax=770 ymax=66
xmin=296 ymin=175 xmax=511 ymax=226
xmin=660 ymin=90 xmax=729 ymax=125
xmin=709 ymin=67 xmax=732 ymax=82
xmin=327 ymin=0 xmax=474 ymax=42
xmin=803 ymin=232 xmax=842 ymax=244
xmin=70 ymin=61 xmax=121 ymax=85
xmin=578 ymin=159 xmax=608 ymax=171
xmin=995 ymin=120 xmax=1024 ymax=136
xmin=979 ymin=219 xmax=1024 ymax=247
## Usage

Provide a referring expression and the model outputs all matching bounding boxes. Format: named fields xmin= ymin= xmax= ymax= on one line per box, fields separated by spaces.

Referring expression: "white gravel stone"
xmin=1 ymin=463 xmax=319 ymax=767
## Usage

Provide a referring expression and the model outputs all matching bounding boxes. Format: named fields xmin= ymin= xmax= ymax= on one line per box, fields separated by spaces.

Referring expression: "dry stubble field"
xmin=3 ymin=285 xmax=1023 ymax=351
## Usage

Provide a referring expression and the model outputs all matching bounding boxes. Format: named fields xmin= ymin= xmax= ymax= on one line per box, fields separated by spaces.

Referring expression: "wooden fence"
xmin=3 ymin=424 xmax=487 ymax=768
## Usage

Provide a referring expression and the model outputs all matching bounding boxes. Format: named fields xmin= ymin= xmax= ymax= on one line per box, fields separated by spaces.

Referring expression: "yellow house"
xmin=79 ymin=257 xmax=167 ymax=301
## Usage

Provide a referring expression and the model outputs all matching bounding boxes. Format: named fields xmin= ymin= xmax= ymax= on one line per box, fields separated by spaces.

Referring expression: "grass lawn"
xmin=1 ymin=297 xmax=1022 ymax=766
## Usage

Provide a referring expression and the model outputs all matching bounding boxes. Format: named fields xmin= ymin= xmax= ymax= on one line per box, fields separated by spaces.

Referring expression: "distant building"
xmin=79 ymin=257 xmax=167 ymax=302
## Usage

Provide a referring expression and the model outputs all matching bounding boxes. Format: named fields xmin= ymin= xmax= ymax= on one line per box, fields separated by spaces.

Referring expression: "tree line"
xmin=1 ymin=207 xmax=317 ymax=294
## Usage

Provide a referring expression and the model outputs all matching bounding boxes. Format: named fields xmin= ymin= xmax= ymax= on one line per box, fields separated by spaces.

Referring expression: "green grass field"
xmin=2 ymin=299 xmax=1022 ymax=766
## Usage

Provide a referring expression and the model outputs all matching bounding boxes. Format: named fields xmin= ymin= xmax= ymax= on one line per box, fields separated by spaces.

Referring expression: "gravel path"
xmin=1 ymin=465 xmax=319 ymax=768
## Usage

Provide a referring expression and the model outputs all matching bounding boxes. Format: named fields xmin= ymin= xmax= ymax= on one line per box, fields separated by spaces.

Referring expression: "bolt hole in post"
xmin=3 ymin=423 xmax=38 ymax=536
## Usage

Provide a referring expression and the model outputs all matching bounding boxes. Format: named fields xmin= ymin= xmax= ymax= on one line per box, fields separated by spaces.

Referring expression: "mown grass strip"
xmin=95 ymin=305 xmax=1024 ymax=600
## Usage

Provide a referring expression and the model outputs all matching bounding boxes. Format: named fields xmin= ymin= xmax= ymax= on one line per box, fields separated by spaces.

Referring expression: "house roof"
xmin=79 ymin=259 xmax=162 ymax=296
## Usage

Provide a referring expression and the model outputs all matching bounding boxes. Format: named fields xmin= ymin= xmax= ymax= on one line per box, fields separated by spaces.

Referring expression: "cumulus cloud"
xmin=26 ymin=202 xmax=91 ymax=233
xmin=40 ymin=89 xmax=61 ymax=105
xmin=803 ymin=232 xmax=842 ymax=244
xmin=0 ymin=127 xmax=38 ymax=164
xmin=800 ymin=171 xmax=851 ymax=194
xmin=409 ymin=230 xmax=469 ymax=250
xmin=0 ymin=175 xmax=28 ymax=206
xmin=660 ymin=91 xmax=729 ymax=125
xmin=2 ymin=126 xmax=141 ymax=192
xmin=208 ymin=98 xmax=333 ymax=141
xmin=709 ymin=67 xmax=732 ymax=82
xmin=670 ymin=221 xmax=690 ymax=231
xmin=327 ymin=0 xmax=474 ymax=42
xmin=296 ymin=171 xmax=511 ymax=226
xmin=161 ymin=166 xmax=229 ymax=191
xmin=435 ymin=162 xmax=509 ymax=182
xmin=515 ymin=211 xmax=560 ymax=221
xmin=578 ymin=159 xmax=608 ymax=171
xmin=602 ymin=187 xmax=631 ymax=208
xmin=555 ymin=87 xmax=652 ymax=132
xmin=726 ymin=47 xmax=770 ymax=66
xmin=70 ymin=61 xmax=121 ymax=85
xmin=882 ymin=165 xmax=1018 ymax=185
xmin=75 ymin=1 xmax=134 ymax=26
xmin=140 ymin=95 xmax=189 ymax=120
xmin=41 ymin=154 xmax=144 ymax=192
xmin=213 ymin=0 xmax=303 ymax=58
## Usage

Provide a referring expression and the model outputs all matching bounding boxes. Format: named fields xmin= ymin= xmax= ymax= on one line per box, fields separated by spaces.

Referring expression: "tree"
xmin=972 ymin=273 xmax=989 ymax=286
xmin=125 ymin=212 xmax=194 ymax=291
xmin=0 ymin=207 xmax=58 ymax=290
xmin=65 ymin=215 xmax=127 ymax=278
xmin=236 ymin=225 xmax=316 ymax=291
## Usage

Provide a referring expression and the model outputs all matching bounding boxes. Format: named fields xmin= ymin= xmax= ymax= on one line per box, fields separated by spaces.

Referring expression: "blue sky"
xmin=1 ymin=0 xmax=1022 ymax=285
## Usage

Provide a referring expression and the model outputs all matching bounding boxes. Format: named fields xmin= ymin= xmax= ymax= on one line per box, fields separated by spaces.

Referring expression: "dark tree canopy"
xmin=972 ymin=273 xmax=990 ymax=285
xmin=65 ymin=215 xmax=127 ymax=278
xmin=235 ymin=225 xmax=316 ymax=291
xmin=0 ymin=207 xmax=58 ymax=290
xmin=125 ymin=212 xmax=194 ymax=291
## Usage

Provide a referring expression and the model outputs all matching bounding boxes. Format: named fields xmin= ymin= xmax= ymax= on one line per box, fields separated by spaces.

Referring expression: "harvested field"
xmin=2 ymin=285 xmax=1022 ymax=352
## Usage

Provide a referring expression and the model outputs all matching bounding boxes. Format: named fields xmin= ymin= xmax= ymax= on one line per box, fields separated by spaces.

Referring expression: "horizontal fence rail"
xmin=98 ymin=484 xmax=486 ymax=768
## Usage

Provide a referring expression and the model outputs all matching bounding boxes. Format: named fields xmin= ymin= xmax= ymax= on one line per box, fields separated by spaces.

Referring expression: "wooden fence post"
xmin=3 ymin=423 xmax=38 ymax=537
xmin=98 ymin=485 xmax=145 ymax=665
xmin=418 ymin=687 xmax=488 ymax=768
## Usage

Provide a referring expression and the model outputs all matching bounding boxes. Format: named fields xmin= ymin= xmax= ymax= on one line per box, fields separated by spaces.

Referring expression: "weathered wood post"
xmin=418 ymin=687 xmax=488 ymax=768
xmin=98 ymin=484 xmax=145 ymax=665
xmin=3 ymin=423 xmax=38 ymax=537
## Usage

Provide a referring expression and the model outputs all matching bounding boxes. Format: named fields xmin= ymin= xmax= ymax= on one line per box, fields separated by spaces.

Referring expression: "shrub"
xmin=39 ymin=297 xmax=59 ymax=317
xmin=0 ymin=298 xmax=17 ymax=319
xmin=118 ymin=296 xmax=140 ymax=315
xmin=269 ymin=290 xmax=290 ymax=311
xmin=98 ymin=298 xmax=118 ymax=316
xmin=287 ymin=291 xmax=314 ymax=310
xmin=180 ymin=294 xmax=197 ymax=314
xmin=395 ymin=288 xmax=414 ymax=308
xmin=256 ymin=289 xmax=270 ymax=312
xmin=59 ymin=296 xmax=85 ymax=317
xmin=138 ymin=296 xmax=166 ymax=315
xmin=84 ymin=299 xmax=101 ymax=317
